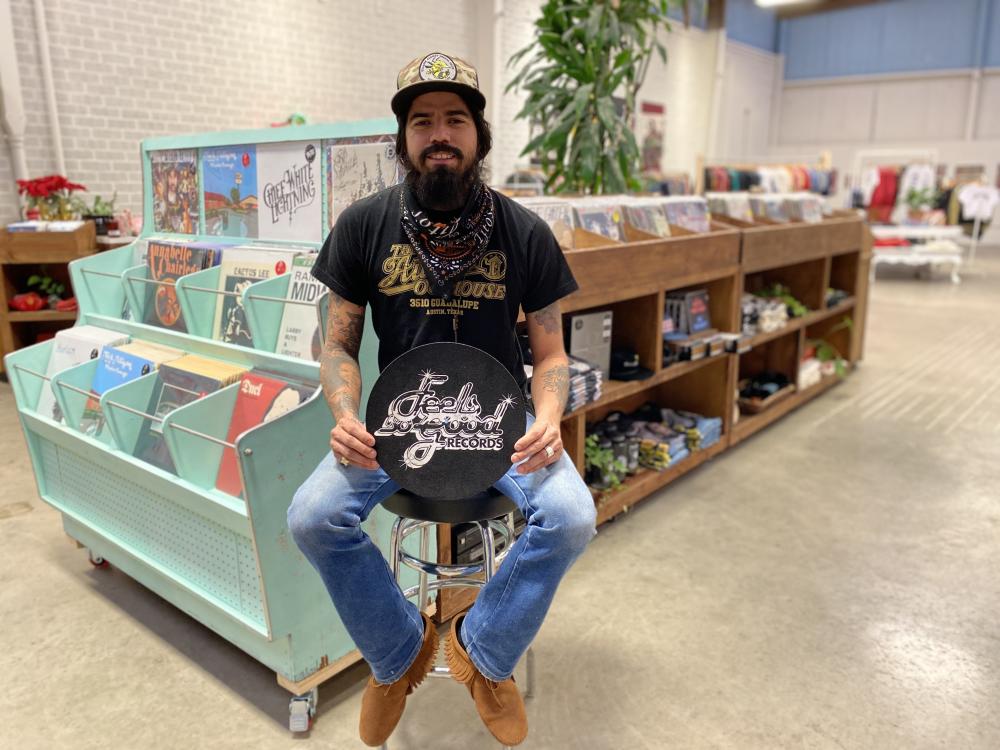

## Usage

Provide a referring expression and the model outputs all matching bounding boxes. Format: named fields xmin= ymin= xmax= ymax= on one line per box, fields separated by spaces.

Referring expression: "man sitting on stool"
xmin=287 ymin=52 xmax=596 ymax=748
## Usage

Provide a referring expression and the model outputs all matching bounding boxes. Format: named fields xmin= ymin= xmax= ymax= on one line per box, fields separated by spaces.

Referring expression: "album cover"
xmin=138 ymin=355 xmax=248 ymax=473
xmin=256 ymin=140 xmax=322 ymax=243
xmin=203 ymin=145 xmax=259 ymax=238
xmin=212 ymin=246 xmax=297 ymax=347
xmin=215 ymin=371 xmax=314 ymax=496
xmin=514 ymin=198 xmax=577 ymax=249
xmin=38 ymin=326 xmax=129 ymax=423
xmin=571 ymin=202 xmax=625 ymax=242
xmin=143 ymin=239 xmax=217 ymax=332
xmin=326 ymin=136 xmax=401 ymax=229
xmin=151 ymin=149 xmax=199 ymax=234
xmin=79 ymin=342 xmax=182 ymax=436
xmin=277 ymin=254 xmax=324 ymax=361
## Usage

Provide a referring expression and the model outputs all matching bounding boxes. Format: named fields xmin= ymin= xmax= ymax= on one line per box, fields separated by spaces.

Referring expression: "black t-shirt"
xmin=312 ymin=184 xmax=578 ymax=390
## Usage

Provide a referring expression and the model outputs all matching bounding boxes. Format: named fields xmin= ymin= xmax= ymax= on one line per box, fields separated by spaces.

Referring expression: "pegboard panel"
xmin=39 ymin=438 xmax=266 ymax=629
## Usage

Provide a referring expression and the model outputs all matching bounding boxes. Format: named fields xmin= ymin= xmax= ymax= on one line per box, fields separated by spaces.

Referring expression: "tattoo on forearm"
xmin=320 ymin=292 xmax=365 ymax=421
xmin=326 ymin=293 xmax=364 ymax=358
xmin=530 ymin=303 xmax=562 ymax=336
xmin=540 ymin=364 xmax=570 ymax=408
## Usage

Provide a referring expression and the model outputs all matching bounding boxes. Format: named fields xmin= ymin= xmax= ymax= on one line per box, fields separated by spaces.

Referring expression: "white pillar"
xmin=0 ymin=0 xmax=30 ymax=181
xmin=32 ymin=0 xmax=65 ymax=174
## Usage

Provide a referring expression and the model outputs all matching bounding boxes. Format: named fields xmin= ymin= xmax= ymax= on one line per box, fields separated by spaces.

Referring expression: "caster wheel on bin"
xmin=288 ymin=687 xmax=318 ymax=733
xmin=88 ymin=550 xmax=109 ymax=569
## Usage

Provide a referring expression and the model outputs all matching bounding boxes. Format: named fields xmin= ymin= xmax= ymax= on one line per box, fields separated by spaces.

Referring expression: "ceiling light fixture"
xmin=754 ymin=0 xmax=821 ymax=8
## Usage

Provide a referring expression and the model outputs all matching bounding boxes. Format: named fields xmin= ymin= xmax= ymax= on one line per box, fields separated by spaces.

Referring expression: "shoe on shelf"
xmin=445 ymin=615 xmax=528 ymax=747
xmin=359 ymin=611 xmax=439 ymax=747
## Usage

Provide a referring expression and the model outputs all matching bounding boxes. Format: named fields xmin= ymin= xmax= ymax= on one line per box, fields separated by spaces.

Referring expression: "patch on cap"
xmin=419 ymin=53 xmax=458 ymax=82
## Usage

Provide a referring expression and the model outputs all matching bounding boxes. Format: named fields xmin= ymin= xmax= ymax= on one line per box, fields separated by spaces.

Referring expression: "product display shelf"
xmin=5 ymin=120 xmax=442 ymax=732
xmin=0 ymin=221 xmax=97 ymax=374
xmin=745 ymin=297 xmax=857 ymax=349
xmin=553 ymin=222 xmax=742 ymax=521
xmin=595 ymin=441 xmax=729 ymax=526
xmin=731 ymin=375 xmax=841 ymax=446
xmin=729 ymin=212 xmax=868 ymax=446
xmin=562 ymin=211 xmax=869 ymax=523
xmin=721 ymin=211 xmax=864 ymax=274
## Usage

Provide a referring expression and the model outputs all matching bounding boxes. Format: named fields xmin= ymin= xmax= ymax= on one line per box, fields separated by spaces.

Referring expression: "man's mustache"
xmin=421 ymin=144 xmax=464 ymax=163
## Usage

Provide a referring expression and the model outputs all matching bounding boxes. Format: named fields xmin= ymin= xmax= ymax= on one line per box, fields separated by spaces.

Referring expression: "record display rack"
xmin=4 ymin=119 xmax=421 ymax=732
xmin=553 ymin=210 xmax=870 ymax=527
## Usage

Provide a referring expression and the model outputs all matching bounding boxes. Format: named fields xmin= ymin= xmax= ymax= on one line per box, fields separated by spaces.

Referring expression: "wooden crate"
xmin=1 ymin=222 xmax=97 ymax=263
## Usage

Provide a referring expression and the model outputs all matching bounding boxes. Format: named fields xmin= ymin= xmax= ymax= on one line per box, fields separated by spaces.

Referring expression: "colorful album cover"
xmin=151 ymin=150 xmax=199 ymax=234
xmin=256 ymin=141 xmax=322 ymax=243
xmin=515 ymin=198 xmax=576 ymax=249
xmin=212 ymin=247 xmax=295 ymax=347
xmin=572 ymin=204 xmax=625 ymax=242
xmin=325 ymin=136 xmax=402 ymax=230
xmin=203 ymin=145 xmax=259 ymax=238
xmin=277 ymin=254 xmax=324 ymax=361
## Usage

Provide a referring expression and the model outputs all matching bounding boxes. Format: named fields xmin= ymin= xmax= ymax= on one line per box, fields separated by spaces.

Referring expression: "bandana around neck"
xmin=400 ymin=181 xmax=495 ymax=297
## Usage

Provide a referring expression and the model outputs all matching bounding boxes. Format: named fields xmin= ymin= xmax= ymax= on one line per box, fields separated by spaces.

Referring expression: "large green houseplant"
xmin=507 ymin=0 xmax=677 ymax=194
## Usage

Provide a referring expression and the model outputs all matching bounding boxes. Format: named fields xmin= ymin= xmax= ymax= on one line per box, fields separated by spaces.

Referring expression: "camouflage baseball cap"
xmin=391 ymin=52 xmax=486 ymax=117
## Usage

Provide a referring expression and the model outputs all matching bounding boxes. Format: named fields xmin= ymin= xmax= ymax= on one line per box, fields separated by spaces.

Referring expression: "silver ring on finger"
xmin=339 ymin=455 xmax=351 ymax=467
xmin=544 ymin=445 xmax=555 ymax=459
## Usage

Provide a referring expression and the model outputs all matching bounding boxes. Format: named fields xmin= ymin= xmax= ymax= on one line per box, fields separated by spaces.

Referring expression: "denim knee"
xmin=287 ymin=482 xmax=359 ymax=552
xmin=532 ymin=484 xmax=597 ymax=556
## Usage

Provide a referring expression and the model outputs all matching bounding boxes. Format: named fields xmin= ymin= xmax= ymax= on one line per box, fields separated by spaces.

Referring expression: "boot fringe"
xmin=446 ymin=618 xmax=478 ymax=685
xmin=407 ymin=613 xmax=439 ymax=690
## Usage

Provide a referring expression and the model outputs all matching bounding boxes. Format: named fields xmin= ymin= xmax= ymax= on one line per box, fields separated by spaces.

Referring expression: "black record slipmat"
xmin=365 ymin=342 xmax=526 ymax=500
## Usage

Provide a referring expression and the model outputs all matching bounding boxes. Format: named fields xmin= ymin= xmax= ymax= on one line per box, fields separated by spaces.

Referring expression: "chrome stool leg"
xmin=418 ymin=523 xmax=430 ymax=610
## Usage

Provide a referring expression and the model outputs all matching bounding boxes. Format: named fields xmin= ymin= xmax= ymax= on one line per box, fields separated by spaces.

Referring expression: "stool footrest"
xmin=402 ymin=576 xmax=485 ymax=599
xmin=399 ymin=551 xmax=486 ymax=579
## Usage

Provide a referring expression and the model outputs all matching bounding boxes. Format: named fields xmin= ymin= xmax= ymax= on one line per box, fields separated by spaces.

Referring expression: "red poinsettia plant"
xmin=17 ymin=174 xmax=89 ymax=220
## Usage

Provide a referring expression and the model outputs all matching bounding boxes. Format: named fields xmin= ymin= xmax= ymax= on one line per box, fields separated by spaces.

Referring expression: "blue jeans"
xmin=287 ymin=420 xmax=596 ymax=683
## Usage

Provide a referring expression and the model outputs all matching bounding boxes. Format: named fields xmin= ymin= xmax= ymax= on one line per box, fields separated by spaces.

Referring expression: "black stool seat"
xmin=382 ymin=487 xmax=515 ymax=524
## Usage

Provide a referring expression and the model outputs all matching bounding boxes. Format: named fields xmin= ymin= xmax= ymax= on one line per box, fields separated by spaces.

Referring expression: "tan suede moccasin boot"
xmin=359 ymin=611 xmax=439 ymax=747
xmin=445 ymin=615 xmax=528 ymax=746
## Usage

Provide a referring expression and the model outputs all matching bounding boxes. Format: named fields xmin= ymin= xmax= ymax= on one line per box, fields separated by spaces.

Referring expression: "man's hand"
xmin=511 ymin=417 xmax=562 ymax=474
xmin=331 ymin=416 xmax=379 ymax=470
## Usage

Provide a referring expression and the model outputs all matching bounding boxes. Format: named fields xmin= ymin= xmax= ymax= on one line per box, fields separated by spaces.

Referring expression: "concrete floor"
xmin=2 ymin=248 xmax=998 ymax=750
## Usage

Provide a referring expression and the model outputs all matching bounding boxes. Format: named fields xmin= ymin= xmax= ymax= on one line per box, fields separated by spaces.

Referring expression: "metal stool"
xmin=380 ymin=487 xmax=536 ymax=749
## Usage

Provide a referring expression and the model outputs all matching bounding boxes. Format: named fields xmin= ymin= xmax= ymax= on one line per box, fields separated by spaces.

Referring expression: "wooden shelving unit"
xmin=553 ymin=212 xmax=869 ymax=525
xmin=0 ymin=222 xmax=97 ymax=375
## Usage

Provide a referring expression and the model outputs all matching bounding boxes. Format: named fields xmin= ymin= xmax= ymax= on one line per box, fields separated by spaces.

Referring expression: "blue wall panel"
xmin=726 ymin=0 xmax=778 ymax=52
xmin=987 ymin=0 xmax=1000 ymax=66
xmin=781 ymin=0 xmax=992 ymax=80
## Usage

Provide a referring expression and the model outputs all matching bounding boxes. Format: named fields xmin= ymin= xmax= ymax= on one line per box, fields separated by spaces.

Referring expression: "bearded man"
xmin=287 ymin=52 xmax=596 ymax=747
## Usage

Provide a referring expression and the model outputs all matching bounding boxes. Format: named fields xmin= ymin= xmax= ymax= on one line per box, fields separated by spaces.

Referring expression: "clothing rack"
xmin=697 ymin=152 xmax=835 ymax=196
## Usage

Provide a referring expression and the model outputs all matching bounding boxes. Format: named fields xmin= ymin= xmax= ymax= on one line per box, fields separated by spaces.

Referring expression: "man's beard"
xmin=406 ymin=145 xmax=482 ymax=212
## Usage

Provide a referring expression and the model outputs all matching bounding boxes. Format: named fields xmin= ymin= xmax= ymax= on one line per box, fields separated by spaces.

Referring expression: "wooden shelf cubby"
xmin=0 ymin=222 xmax=98 ymax=375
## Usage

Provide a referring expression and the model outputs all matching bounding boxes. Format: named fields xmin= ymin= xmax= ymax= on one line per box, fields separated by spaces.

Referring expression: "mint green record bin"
xmin=4 ymin=120 xmax=422 ymax=733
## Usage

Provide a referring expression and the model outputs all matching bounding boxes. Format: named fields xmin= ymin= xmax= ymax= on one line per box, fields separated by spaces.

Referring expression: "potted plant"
xmin=27 ymin=270 xmax=66 ymax=309
xmin=584 ymin=433 xmax=628 ymax=492
xmin=904 ymin=187 xmax=937 ymax=223
xmin=16 ymin=175 xmax=88 ymax=220
xmin=507 ymin=0 xmax=677 ymax=194
xmin=805 ymin=317 xmax=854 ymax=378
xmin=83 ymin=193 xmax=117 ymax=236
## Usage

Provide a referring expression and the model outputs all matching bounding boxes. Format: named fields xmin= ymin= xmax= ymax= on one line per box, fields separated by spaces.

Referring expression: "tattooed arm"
xmin=321 ymin=291 xmax=378 ymax=470
xmin=511 ymin=300 xmax=570 ymax=474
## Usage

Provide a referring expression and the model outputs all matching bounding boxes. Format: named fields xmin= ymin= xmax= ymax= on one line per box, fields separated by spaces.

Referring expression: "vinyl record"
xmin=365 ymin=342 xmax=525 ymax=499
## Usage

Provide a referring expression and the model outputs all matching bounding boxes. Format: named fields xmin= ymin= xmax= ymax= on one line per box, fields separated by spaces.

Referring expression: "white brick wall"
xmin=491 ymin=0 xmax=543 ymax=187
xmin=0 ymin=0 xmax=477 ymax=222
